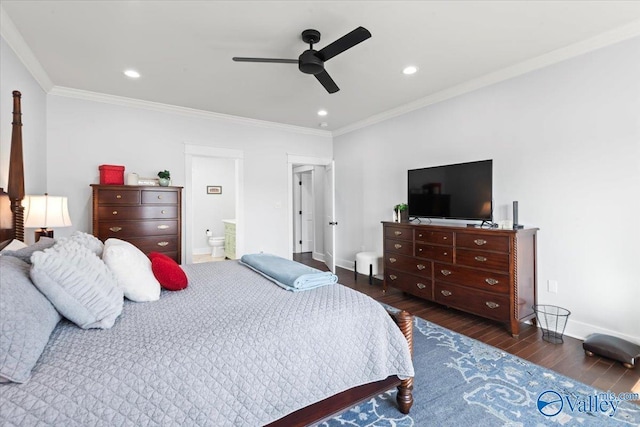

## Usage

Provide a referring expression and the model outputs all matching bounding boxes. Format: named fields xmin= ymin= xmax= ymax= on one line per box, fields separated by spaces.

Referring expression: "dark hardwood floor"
xmin=293 ymin=253 xmax=639 ymax=400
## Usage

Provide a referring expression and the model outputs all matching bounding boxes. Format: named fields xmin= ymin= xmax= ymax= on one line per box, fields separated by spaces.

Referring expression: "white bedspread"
xmin=0 ymin=260 xmax=414 ymax=426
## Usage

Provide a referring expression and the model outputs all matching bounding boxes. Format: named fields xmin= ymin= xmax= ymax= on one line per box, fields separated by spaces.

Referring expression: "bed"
xmin=0 ymin=91 xmax=414 ymax=426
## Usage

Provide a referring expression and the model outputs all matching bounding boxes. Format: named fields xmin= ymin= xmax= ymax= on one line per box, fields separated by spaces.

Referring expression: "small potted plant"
xmin=157 ymin=170 xmax=171 ymax=187
xmin=394 ymin=203 xmax=408 ymax=222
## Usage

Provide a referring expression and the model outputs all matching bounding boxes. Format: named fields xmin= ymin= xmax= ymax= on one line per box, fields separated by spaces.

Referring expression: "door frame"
xmin=292 ymin=166 xmax=315 ymax=254
xmin=184 ymin=144 xmax=244 ymax=264
xmin=286 ymin=155 xmax=333 ymax=261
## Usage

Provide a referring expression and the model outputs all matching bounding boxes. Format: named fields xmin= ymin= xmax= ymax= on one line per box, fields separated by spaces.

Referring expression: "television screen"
xmin=408 ymin=160 xmax=492 ymax=221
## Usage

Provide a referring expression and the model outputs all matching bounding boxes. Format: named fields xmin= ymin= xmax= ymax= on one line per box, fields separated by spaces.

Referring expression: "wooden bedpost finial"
xmin=8 ymin=90 xmax=25 ymax=241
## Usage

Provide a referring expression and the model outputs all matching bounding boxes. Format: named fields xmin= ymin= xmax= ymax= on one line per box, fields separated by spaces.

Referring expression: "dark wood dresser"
xmin=91 ymin=185 xmax=182 ymax=263
xmin=382 ymin=221 xmax=538 ymax=336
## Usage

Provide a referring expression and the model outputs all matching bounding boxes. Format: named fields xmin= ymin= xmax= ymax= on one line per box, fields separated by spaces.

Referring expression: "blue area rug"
xmin=320 ymin=313 xmax=640 ymax=426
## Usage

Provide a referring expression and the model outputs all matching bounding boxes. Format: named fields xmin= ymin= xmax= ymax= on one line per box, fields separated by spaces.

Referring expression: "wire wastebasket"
xmin=533 ymin=305 xmax=571 ymax=344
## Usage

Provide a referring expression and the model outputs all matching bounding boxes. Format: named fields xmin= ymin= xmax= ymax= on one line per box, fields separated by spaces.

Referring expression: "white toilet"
xmin=207 ymin=236 xmax=225 ymax=259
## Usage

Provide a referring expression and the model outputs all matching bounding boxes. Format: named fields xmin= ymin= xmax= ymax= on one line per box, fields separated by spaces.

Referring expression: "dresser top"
xmin=91 ymin=184 xmax=183 ymax=190
xmin=382 ymin=221 xmax=538 ymax=234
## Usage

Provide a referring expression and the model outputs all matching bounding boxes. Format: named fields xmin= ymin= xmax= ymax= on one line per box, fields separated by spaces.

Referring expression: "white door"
xmin=300 ymin=172 xmax=314 ymax=252
xmin=324 ymin=161 xmax=336 ymax=272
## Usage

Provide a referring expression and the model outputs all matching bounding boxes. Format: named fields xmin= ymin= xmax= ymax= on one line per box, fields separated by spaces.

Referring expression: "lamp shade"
xmin=23 ymin=194 xmax=72 ymax=228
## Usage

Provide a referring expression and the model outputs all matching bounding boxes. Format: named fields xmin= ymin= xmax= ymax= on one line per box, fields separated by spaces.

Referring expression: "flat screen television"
xmin=408 ymin=159 xmax=492 ymax=221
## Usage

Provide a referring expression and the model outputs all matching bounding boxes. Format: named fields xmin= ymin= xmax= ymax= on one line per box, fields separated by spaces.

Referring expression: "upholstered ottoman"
xmin=583 ymin=333 xmax=640 ymax=369
xmin=354 ymin=251 xmax=380 ymax=285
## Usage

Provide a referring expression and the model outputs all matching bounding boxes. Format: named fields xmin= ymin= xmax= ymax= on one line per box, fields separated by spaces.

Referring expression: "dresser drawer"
xmin=386 ymin=269 xmax=433 ymax=300
xmin=415 ymin=243 xmax=453 ymax=263
xmin=456 ymin=232 xmax=509 ymax=253
xmin=141 ymin=190 xmax=178 ymax=204
xmin=415 ymin=229 xmax=453 ymax=245
xmin=97 ymin=189 xmax=140 ymax=205
xmin=98 ymin=220 xmax=179 ymax=238
xmin=123 ymin=236 xmax=178 ymax=253
xmin=456 ymin=248 xmax=509 ymax=272
xmin=385 ymin=253 xmax=431 ymax=276
xmin=384 ymin=238 xmax=413 ymax=256
xmin=434 ymin=262 xmax=509 ymax=293
xmin=434 ymin=283 xmax=509 ymax=321
xmin=98 ymin=206 xmax=178 ymax=220
xmin=384 ymin=226 xmax=412 ymax=241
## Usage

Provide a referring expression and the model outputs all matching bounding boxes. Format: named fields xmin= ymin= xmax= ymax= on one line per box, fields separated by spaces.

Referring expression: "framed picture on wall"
xmin=207 ymin=186 xmax=222 ymax=194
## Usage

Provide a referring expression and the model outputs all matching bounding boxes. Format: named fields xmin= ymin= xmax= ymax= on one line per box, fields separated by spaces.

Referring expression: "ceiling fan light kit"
xmin=232 ymin=26 xmax=371 ymax=94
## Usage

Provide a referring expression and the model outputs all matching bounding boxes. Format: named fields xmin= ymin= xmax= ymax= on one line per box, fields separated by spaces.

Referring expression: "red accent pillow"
xmin=148 ymin=252 xmax=188 ymax=291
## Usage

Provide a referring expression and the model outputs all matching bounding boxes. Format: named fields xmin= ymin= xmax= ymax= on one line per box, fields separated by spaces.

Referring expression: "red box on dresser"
xmin=99 ymin=165 xmax=125 ymax=185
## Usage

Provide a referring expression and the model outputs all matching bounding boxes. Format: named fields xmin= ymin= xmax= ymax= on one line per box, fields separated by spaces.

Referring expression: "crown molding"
xmin=0 ymin=6 xmax=54 ymax=92
xmin=334 ymin=20 xmax=640 ymax=137
xmin=48 ymin=86 xmax=332 ymax=137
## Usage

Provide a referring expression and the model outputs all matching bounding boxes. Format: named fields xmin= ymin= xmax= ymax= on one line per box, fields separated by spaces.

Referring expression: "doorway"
xmin=184 ymin=145 xmax=244 ymax=265
xmin=287 ymin=155 xmax=335 ymax=272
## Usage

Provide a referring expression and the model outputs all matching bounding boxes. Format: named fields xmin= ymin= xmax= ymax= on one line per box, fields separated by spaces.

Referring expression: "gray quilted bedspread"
xmin=1 ymin=261 xmax=414 ymax=426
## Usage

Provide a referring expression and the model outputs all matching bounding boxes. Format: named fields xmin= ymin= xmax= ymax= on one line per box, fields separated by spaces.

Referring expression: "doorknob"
xmin=329 ymin=221 xmax=338 ymax=225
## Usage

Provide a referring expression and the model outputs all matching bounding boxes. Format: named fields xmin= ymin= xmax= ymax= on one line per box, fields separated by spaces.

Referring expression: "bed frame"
xmin=1 ymin=90 xmax=414 ymax=426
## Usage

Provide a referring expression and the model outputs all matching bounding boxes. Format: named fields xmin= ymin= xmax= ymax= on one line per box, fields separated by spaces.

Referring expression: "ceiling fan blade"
xmin=316 ymin=27 xmax=371 ymax=62
xmin=314 ymin=70 xmax=339 ymax=94
xmin=232 ymin=57 xmax=298 ymax=64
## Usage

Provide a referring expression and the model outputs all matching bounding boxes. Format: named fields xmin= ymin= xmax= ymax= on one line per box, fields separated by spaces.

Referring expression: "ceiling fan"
xmin=232 ymin=27 xmax=372 ymax=94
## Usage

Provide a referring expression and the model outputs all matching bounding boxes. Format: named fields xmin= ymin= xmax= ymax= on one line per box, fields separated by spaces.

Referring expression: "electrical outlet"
xmin=547 ymin=280 xmax=558 ymax=294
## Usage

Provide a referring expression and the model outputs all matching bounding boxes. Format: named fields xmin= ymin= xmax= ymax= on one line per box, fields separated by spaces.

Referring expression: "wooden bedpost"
xmin=390 ymin=309 xmax=414 ymax=414
xmin=8 ymin=90 xmax=25 ymax=241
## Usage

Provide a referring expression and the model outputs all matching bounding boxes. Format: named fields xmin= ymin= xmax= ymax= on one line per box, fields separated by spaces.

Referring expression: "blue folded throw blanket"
xmin=239 ymin=253 xmax=338 ymax=292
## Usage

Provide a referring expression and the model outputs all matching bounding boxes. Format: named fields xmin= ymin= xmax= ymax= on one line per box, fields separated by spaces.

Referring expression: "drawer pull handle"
xmin=394 ymin=244 xmax=402 ymax=249
xmin=440 ymin=290 xmax=452 ymax=297
xmin=109 ymin=226 xmax=122 ymax=232
xmin=416 ymin=283 xmax=427 ymax=290
xmin=389 ymin=274 xmax=398 ymax=280
xmin=161 ymin=210 xmax=166 ymax=214
xmin=442 ymin=236 xmax=448 ymax=240
xmin=443 ymin=252 xmax=448 ymax=256
xmin=418 ymin=234 xmax=423 ymax=238
xmin=157 ymin=225 xmax=170 ymax=230
xmin=112 ymin=210 xmax=118 ymax=215
xmin=485 ymin=278 xmax=499 ymax=286
xmin=157 ymin=241 xmax=169 ymax=247
xmin=116 ymin=194 xmax=122 ymax=199
xmin=475 ymin=256 xmax=487 ymax=262
xmin=416 ymin=264 xmax=426 ymax=271
xmin=440 ymin=269 xmax=452 ymax=276
xmin=418 ymin=248 xmax=423 ymax=252
xmin=485 ymin=301 xmax=500 ymax=309
xmin=394 ymin=231 xmax=402 ymax=236
xmin=473 ymin=239 xmax=487 ymax=246
xmin=389 ymin=257 xmax=397 ymax=263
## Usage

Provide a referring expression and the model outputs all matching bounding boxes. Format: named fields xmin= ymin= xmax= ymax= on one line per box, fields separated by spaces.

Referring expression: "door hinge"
xmin=299 ymin=240 xmax=302 ymax=245
xmin=299 ymin=181 xmax=302 ymax=186
xmin=299 ymin=210 xmax=302 ymax=215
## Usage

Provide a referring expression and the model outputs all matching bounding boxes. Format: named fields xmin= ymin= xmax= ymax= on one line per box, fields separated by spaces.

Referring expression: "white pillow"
xmin=30 ymin=240 xmax=123 ymax=329
xmin=102 ymin=238 xmax=161 ymax=302
xmin=67 ymin=231 xmax=104 ymax=257
xmin=0 ymin=239 xmax=28 ymax=252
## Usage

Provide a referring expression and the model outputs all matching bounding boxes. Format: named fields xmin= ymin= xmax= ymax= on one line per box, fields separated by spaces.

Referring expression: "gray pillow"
xmin=30 ymin=240 xmax=123 ymax=329
xmin=1 ymin=237 xmax=56 ymax=264
xmin=0 ymin=256 xmax=61 ymax=383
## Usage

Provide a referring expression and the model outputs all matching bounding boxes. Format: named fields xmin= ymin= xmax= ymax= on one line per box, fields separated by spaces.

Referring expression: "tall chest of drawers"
xmin=383 ymin=222 xmax=538 ymax=337
xmin=91 ymin=185 xmax=182 ymax=263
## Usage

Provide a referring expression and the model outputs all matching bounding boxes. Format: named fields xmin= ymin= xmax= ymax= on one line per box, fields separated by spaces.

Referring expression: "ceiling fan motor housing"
xmin=299 ymin=50 xmax=324 ymax=75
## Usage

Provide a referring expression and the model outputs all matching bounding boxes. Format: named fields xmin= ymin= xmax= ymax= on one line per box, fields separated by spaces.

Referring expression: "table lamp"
xmin=23 ymin=193 xmax=72 ymax=241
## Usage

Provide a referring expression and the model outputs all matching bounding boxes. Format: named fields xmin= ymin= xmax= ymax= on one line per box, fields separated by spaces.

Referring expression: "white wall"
xmin=0 ymin=37 xmax=47 ymax=207
xmin=334 ymin=37 xmax=640 ymax=343
xmin=45 ymin=95 xmax=332 ymax=258
xmin=192 ymin=156 xmax=236 ymax=253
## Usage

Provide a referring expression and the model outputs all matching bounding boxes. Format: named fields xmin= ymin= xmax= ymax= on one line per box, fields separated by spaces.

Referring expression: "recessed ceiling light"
xmin=124 ymin=69 xmax=141 ymax=78
xmin=317 ymin=109 xmax=328 ymax=116
xmin=402 ymin=66 xmax=418 ymax=75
